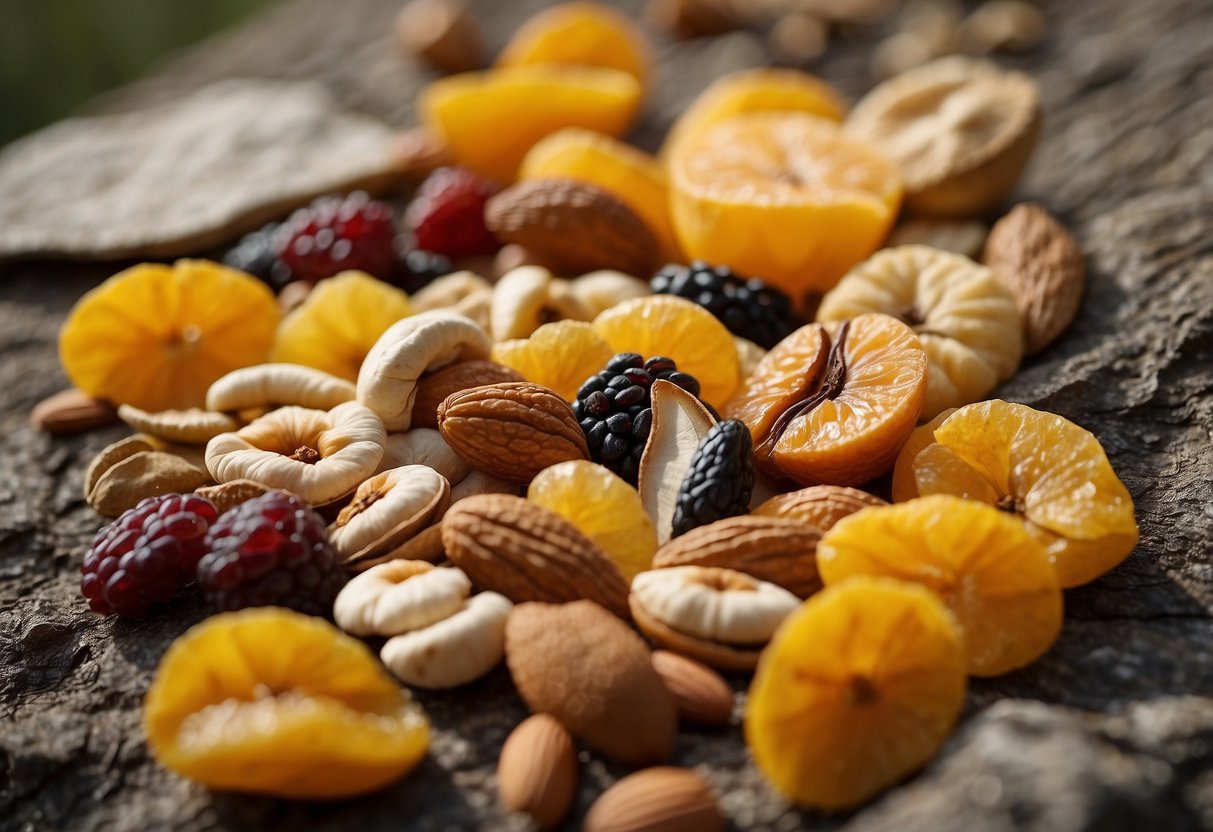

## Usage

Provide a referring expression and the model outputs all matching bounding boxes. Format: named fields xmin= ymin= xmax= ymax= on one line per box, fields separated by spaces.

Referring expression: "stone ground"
xmin=2 ymin=0 xmax=1212 ymax=830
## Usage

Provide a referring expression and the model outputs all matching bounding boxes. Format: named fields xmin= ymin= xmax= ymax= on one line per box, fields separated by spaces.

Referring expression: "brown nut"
xmin=396 ymin=0 xmax=485 ymax=74
xmin=193 ymin=479 xmax=274 ymax=515
xmin=650 ymin=650 xmax=734 ymax=727
xmin=437 ymin=382 xmax=588 ymax=483
xmin=752 ymin=485 xmax=887 ymax=532
xmin=88 ymin=451 xmax=212 ymax=518
xmin=411 ymin=360 xmax=525 ymax=430
xmin=583 ymin=767 xmax=725 ymax=832
xmin=85 ymin=435 xmax=155 ymax=499
xmin=506 ymin=600 xmax=677 ymax=765
xmin=30 ymin=388 xmax=117 ymax=434
xmin=497 ymin=714 xmax=579 ymax=830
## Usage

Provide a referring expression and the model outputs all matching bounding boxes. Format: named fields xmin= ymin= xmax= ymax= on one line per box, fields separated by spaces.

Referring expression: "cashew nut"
xmin=630 ymin=566 xmax=800 ymax=645
xmin=206 ymin=363 xmax=356 ymax=413
xmin=334 ymin=560 xmax=471 ymax=637
xmin=380 ymin=591 xmax=513 ymax=689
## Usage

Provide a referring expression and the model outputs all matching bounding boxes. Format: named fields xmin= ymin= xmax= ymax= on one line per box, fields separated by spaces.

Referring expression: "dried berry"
xmin=223 ymin=221 xmax=292 ymax=289
xmin=671 ymin=418 xmax=754 ymax=537
xmin=651 ymin=262 xmax=799 ymax=350
xmin=275 ymin=191 xmax=397 ymax=283
xmin=404 ymin=167 xmax=501 ymax=260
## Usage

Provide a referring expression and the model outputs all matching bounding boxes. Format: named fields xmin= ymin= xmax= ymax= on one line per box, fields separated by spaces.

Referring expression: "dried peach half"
xmin=497 ymin=2 xmax=651 ymax=87
xmin=144 ymin=607 xmax=429 ymax=799
xmin=60 ymin=260 xmax=279 ymax=412
xmin=891 ymin=407 xmax=956 ymax=502
xmin=819 ymin=496 xmax=1062 ymax=677
xmin=724 ymin=313 xmax=926 ymax=486
xmin=746 ymin=577 xmax=966 ymax=811
xmin=909 ymin=400 xmax=1139 ymax=588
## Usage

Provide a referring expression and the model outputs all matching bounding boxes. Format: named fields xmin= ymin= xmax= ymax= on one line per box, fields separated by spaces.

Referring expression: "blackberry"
xmin=392 ymin=243 xmax=455 ymax=294
xmin=223 ymin=222 xmax=292 ymax=290
xmin=80 ymin=494 xmax=219 ymax=616
xmin=275 ymin=191 xmax=397 ymax=283
xmin=671 ymin=419 xmax=755 ymax=538
xmin=572 ymin=353 xmax=703 ymax=485
xmin=651 ymin=262 xmax=799 ymax=349
xmin=197 ymin=491 xmax=345 ymax=616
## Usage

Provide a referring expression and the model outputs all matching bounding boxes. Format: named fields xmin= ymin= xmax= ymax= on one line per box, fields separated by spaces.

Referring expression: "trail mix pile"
xmin=34 ymin=2 xmax=1138 ymax=826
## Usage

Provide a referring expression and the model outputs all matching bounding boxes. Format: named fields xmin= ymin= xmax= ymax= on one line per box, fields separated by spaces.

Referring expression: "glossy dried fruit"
xmin=890 ymin=407 xmax=956 ymax=502
xmin=671 ymin=418 xmax=754 ymax=538
xmin=497 ymin=2 xmax=652 ymax=86
xmin=492 ymin=320 xmax=614 ymax=402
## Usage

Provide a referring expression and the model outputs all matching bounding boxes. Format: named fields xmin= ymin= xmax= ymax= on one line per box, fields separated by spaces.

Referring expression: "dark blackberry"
xmin=223 ymin=222 xmax=293 ymax=290
xmin=275 ymin=191 xmax=397 ymax=283
xmin=671 ymin=419 xmax=754 ymax=538
xmin=197 ymin=491 xmax=345 ymax=616
xmin=572 ymin=353 xmax=703 ymax=484
xmin=80 ymin=494 xmax=219 ymax=616
xmin=651 ymin=262 xmax=799 ymax=349
xmin=391 ymin=243 xmax=455 ymax=293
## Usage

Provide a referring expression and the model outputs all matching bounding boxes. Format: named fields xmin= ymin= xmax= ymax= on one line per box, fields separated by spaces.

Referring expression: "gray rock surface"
xmin=2 ymin=0 xmax=1212 ymax=830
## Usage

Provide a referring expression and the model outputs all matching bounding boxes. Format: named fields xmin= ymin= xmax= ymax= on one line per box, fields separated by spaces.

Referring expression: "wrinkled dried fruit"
xmin=117 ymin=404 xmax=238 ymax=444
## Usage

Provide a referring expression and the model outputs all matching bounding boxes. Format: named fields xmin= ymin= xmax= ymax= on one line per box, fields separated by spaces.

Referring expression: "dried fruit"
xmin=442 ymin=494 xmax=630 ymax=616
xmin=409 ymin=270 xmax=492 ymax=314
xmin=438 ymin=382 xmax=589 ymax=483
xmin=746 ymin=578 xmax=966 ymax=810
xmin=87 ymin=451 xmax=213 ymax=518
xmin=984 ymin=202 xmax=1085 ymax=355
xmin=650 ymin=650 xmax=734 ymax=727
xmin=396 ymin=0 xmax=485 ymax=73
xmin=275 ymin=191 xmax=397 ymax=283
xmin=60 ymin=260 xmax=279 ymax=412
xmin=117 ymin=404 xmax=238 ymax=444
xmin=206 ymin=363 xmax=356 ymax=413
xmin=528 ymin=460 xmax=658 ymax=582
xmin=223 ymin=221 xmax=290 ymax=288
xmin=817 ymin=245 xmax=1022 ymax=419
xmin=488 ymin=266 xmax=593 ymax=342
xmin=506 ymin=600 xmax=677 ymax=764
xmin=891 ymin=407 xmax=956 ymax=502
xmin=328 ymin=465 xmax=450 ymax=566
xmin=29 ymin=388 xmax=117 ymax=434
xmin=724 ymin=314 xmax=927 ymax=486
xmin=497 ymin=2 xmax=651 ymax=86
xmin=144 ymin=607 xmax=429 ymax=798
xmin=631 ymin=565 xmax=799 ymax=645
xmin=583 ymin=767 xmax=725 ymax=832
xmin=651 ymin=262 xmax=800 ymax=350
xmin=492 ymin=320 xmax=614 ymax=402
xmin=671 ymin=418 xmax=754 ymax=538
xmin=909 ymin=400 xmax=1139 ymax=587
xmin=753 ymin=485 xmax=887 ymax=532
xmin=486 ymin=179 xmax=660 ymax=277
xmin=410 ymin=360 xmax=526 ymax=430
xmin=404 ymin=167 xmax=501 ymax=260
xmin=497 ymin=714 xmax=579 ymax=831
xmin=846 ymin=56 xmax=1040 ymax=218
xmin=639 ymin=379 xmax=717 ymax=543
xmin=271 ymin=271 xmax=413 ymax=382
xmin=669 ymin=112 xmax=903 ymax=302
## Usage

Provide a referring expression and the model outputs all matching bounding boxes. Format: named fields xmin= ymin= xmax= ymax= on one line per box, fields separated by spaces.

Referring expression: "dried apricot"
xmin=891 ymin=407 xmax=956 ymax=502
xmin=497 ymin=2 xmax=651 ymax=87
xmin=746 ymin=577 xmax=966 ymax=810
xmin=271 ymin=271 xmax=412 ymax=382
xmin=491 ymin=320 xmax=614 ymax=402
xmin=724 ymin=313 xmax=926 ymax=486
xmin=819 ymin=496 xmax=1062 ymax=676
xmin=60 ymin=260 xmax=278 ymax=412
xmin=909 ymin=400 xmax=1139 ymax=588
xmin=144 ymin=607 xmax=429 ymax=799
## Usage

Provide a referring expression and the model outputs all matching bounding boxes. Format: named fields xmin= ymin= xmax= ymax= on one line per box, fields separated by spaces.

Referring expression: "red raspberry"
xmin=197 ymin=491 xmax=345 ymax=616
xmin=404 ymin=167 xmax=501 ymax=260
xmin=275 ymin=191 xmax=397 ymax=283
xmin=80 ymin=494 xmax=219 ymax=616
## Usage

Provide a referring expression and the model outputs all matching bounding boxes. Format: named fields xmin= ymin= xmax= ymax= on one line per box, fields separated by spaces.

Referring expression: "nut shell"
xmin=583 ymin=767 xmax=725 ymax=832
xmin=87 ymin=451 xmax=212 ymax=517
xmin=412 ymin=360 xmax=525 ymax=430
xmin=497 ymin=714 xmax=578 ymax=830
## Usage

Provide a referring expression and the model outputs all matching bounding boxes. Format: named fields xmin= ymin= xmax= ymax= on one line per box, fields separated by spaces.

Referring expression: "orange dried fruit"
xmin=491 ymin=320 xmax=614 ymax=402
xmin=891 ymin=407 xmax=956 ymax=502
xmin=528 ymin=459 xmax=658 ymax=581
xmin=661 ymin=68 xmax=847 ymax=161
xmin=520 ymin=128 xmax=680 ymax=260
xmin=746 ymin=577 xmax=966 ymax=811
xmin=420 ymin=65 xmax=643 ymax=182
xmin=724 ymin=313 xmax=926 ymax=486
xmin=592 ymin=295 xmax=741 ymax=408
xmin=59 ymin=260 xmax=278 ymax=412
xmin=668 ymin=112 xmax=902 ymax=305
xmin=819 ymin=496 xmax=1063 ymax=676
xmin=909 ymin=400 xmax=1139 ymax=588
xmin=271 ymin=271 xmax=412 ymax=382
xmin=497 ymin=2 xmax=652 ymax=86
xmin=144 ymin=607 xmax=429 ymax=799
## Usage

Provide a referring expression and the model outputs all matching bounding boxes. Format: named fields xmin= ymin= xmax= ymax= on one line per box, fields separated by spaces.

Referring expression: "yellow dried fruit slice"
xmin=59 ymin=260 xmax=279 ymax=412
xmin=528 ymin=459 xmax=658 ymax=581
xmin=144 ymin=607 xmax=429 ymax=799
xmin=496 ymin=2 xmax=652 ymax=86
xmin=891 ymin=407 xmax=956 ymax=502
xmin=818 ymin=496 xmax=1062 ymax=676
xmin=271 ymin=271 xmax=412 ymax=382
xmin=746 ymin=577 xmax=966 ymax=810
xmin=491 ymin=320 xmax=614 ymax=402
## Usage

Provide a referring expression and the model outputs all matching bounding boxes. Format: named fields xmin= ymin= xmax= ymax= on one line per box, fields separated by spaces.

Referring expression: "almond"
xmin=506 ymin=600 xmax=677 ymax=765
xmin=984 ymin=202 xmax=1086 ymax=355
xmin=650 ymin=650 xmax=733 ymax=727
xmin=497 ymin=714 xmax=578 ymax=830
xmin=583 ymin=767 xmax=725 ymax=832
xmin=652 ymin=515 xmax=823 ymax=598
xmin=442 ymin=494 xmax=630 ymax=618
xmin=485 ymin=178 xmax=660 ymax=277
xmin=437 ymin=382 xmax=588 ymax=483
xmin=752 ymin=485 xmax=887 ymax=532
xmin=412 ymin=360 xmax=525 ymax=430
xmin=29 ymin=388 xmax=117 ymax=434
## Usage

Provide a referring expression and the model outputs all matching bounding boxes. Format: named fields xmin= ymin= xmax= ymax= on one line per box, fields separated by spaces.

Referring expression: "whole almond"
xmin=395 ymin=0 xmax=485 ymax=73
xmin=652 ymin=515 xmax=823 ymax=597
xmin=497 ymin=714 xmax=578 ymax=830
xmin=506 ymin=600 xmax=677 ymax=765
xmin=443 ymin=494 xmax=630 ymax=618
xmin=412 ymin=360 xmax=525 ymax=430
xmin=583 ymin=767 xmax=725 ymax=832
xmin=30 ymin=388 xmax=117 ymax=434
xmin=984 ymin=202 xmax=1086 ymax=355
xmin=650 ymin=650 xmax=734 ymax=727
xmin=752 ymin=485 xmax=887 ymax=532
xmin=437 ymin=382 xmax=589 ymax=483
xmin=485 ymin=179 xmax=660 ymax=277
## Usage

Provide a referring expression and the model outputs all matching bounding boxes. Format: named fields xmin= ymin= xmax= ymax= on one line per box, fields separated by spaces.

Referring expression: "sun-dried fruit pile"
xmin=39 ymin=1 xmax=1139 ymax=825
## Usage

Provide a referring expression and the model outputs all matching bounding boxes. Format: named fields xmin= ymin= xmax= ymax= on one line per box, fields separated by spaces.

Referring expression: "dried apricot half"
xmin=496 ymin=2 xmax=651 ymax=87
xmin=891 ymin=407 xmax=956 ymax=502
xmin=491 ymin=320 xmax=614 ymax=402
xmin=909 ymin=400 xmax=1139 ymax=588
xmin=724 ymin=313 xmax=926 ymax=486
xmin=145 ymin=607 xmax=429 ymax=799
xmin=746 ymin=577 xmax=966 ymax=811
xmin=819 ymin=496 xmax=1062 ymax=676
xmin=60 ymin=260 xmax=279 ymax=412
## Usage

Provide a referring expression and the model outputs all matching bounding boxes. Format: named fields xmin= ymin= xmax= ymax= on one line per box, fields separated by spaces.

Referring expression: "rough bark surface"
xmin=2 ymin=0 xmax=1212 ymax=830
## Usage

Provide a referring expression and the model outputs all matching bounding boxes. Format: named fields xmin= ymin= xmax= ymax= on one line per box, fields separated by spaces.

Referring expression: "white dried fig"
xmin=381 ymin=591 xmax=513 ymax=689
xmin=333 ymin=559 xmax=471 ymax=637
xmin=329 ymin=465 xmax=450 ymax=565
xmin=630 ymin=566 xmax=799 ymax=645
xmin=206 ymin=363 xmax=356 ymax=412
xmin=116 ymin=405 xmax=238 ymax=444
xmin=378 ymin=428 xmax=472 ymax=484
